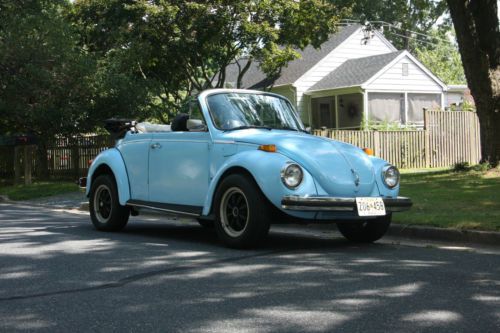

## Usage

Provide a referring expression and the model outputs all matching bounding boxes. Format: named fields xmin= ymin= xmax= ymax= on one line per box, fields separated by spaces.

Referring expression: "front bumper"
xmin=281 ymin=196 xmax=412 ymax=212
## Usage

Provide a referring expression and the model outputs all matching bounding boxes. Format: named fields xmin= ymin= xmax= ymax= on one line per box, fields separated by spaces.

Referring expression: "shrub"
xmin=453 ymin=162 xmax=471 ymax=172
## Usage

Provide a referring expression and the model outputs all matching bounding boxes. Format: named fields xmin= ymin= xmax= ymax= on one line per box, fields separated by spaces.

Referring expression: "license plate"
xmin=355 ymin=197 xmax=386 ymax=216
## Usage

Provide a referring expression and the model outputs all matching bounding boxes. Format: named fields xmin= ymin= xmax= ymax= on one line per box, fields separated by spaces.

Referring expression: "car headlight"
xmin=382 ymin=165 xmax=400 ymax=188
xmin=281 ymin=163 xmax=303 ymax=189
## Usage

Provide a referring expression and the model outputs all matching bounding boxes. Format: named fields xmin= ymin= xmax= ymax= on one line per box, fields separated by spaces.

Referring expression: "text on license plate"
xmin=355 ymin=197 xmax=386 ymax=216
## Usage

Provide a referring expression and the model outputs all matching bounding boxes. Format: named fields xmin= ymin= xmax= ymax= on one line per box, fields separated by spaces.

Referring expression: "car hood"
xmin=222 ymin=129 xmax=377 ymax=196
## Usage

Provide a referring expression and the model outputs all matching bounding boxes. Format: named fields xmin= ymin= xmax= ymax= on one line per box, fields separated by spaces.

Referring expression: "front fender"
xmin=202 ymin=149 xmax=318 ymax=216
xmin=85 ymin=148 xmax=131 ymax=206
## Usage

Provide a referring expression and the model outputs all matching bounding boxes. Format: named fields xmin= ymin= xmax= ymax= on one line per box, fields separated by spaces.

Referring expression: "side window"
xmin=189 ymin=101 xmax=205 ymax=124
xmin=187 ymin=100 xmax=208 ymax=131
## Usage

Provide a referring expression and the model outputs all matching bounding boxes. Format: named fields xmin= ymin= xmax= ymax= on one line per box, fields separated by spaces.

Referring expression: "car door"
xmin=117 ymin=133 xmax=152 ymax=201
xmin=148 ymin=103 xmax=211 ymax=209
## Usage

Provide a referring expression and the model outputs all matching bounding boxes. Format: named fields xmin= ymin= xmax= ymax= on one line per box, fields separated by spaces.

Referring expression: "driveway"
xmin=0 ymin=202 xmax=499 ymax=332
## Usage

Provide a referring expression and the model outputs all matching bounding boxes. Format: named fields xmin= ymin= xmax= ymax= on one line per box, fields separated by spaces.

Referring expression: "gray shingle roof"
xmin=225 ymin=24 xmax=362 ymax=89
xmin=309 ymin=50 xmax=404 ymax=91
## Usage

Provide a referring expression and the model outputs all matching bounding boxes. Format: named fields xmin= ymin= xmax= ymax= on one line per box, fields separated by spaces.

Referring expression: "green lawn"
xmin=0 ymin=181 xmax=79 ymax=201
xmin=394 ymin=168 xmax=500 ymax=231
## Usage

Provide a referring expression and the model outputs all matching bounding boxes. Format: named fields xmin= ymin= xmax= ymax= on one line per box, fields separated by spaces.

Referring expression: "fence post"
xmin=71 ymin=142 xmax=80 ymax=180
xmin=24 ymin=146 xmax=32 ymax=185
xmin=424 ymin=111 xmax=431 ymax=167
xmin=373 ymin=131 xmax=380 ymax=156
xmin=14 ymin=146 xmax=22 ymax=185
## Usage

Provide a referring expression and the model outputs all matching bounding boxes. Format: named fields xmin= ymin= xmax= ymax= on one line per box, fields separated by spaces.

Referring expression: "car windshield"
xmin=206 ymin=92 xmax=306 ymax=131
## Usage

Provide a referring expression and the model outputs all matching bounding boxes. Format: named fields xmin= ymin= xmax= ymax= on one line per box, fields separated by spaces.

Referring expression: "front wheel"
xmin=214 ymin=174 xmax=271 ymax=248
xmin=89 ymin=174 xmax=130 ymax=231
xmin=337 ymin=214 xmax=392 ymax=243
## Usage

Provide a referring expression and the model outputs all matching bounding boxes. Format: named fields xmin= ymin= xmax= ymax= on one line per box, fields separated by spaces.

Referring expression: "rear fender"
xmin=85 ymin=148 xmax=131 ymax=206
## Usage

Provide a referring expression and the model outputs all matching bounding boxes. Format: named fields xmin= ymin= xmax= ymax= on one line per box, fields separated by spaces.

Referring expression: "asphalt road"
xmin=0 ymin=203 xmax=499 ymax=333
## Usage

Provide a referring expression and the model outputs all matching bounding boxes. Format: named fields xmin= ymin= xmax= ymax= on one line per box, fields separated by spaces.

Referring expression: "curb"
xmin=388 ymin=224 xmax=500 ymax=246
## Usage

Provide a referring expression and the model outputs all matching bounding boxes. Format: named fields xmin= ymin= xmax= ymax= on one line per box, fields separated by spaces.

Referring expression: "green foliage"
xmin=0 ymin=0 xmax=96 ymax=137
xmin=331 ymin=0 xmax=449 ymax=50
xmin=452 ymin=161 xmax=471 ymax=172
xmin=415 ymin=29 xmax=466 ymax=85
xmin=70 ymin=0 xmax=346 ymax=121
xmin=363 ymin=119 xmax=418 ymax=131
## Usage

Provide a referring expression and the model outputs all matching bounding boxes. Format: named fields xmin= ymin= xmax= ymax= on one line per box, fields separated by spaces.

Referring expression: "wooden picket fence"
xmin=314 ymin=111 xmax=481 ymax=169
xmin=0 ymin=110 xmax=482 ymax=182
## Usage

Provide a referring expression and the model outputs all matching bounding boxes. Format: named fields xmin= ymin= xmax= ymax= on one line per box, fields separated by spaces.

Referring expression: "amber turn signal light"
xmin=363 ymin=148 xmax=374 ymax=156
xmin=258 ymin=144 xmax=277 ymax=153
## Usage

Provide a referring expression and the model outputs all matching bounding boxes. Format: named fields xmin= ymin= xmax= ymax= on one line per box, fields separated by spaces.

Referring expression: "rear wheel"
xmin=214 ymin=174 xmax=271 ymax=248
xmin=89 ymin=174 xmax=130 ymax=231
xmin=337 ymin=214 xmax=391 ymax=243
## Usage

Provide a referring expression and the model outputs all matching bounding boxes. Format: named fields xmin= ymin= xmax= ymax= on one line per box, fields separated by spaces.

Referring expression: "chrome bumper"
xmin=281 ymin=196 xmax=412 ymax=212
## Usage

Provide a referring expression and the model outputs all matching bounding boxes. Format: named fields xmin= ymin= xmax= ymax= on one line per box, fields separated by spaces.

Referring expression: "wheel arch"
xmin=203 ymin=166 xmax=260 ymax=217
xmin=85 ymin=148 xmax=131 ymax=206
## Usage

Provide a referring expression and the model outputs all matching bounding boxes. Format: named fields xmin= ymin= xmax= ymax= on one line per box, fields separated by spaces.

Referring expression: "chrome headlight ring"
xmin=281 ymin=163 xmax=303 ymax=189
xmin=382 ymin=165 xmax=400 ymax=189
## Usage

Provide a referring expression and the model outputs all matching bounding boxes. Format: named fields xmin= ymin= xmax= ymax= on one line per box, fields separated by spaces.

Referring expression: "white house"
xmin=226 ymin=24 xmax=467 ymax=129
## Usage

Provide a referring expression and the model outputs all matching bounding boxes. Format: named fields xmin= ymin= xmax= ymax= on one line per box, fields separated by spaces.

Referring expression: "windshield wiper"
xmin=279 ymin=126 xmax=309 ymax=133
xmin=224 ymin=125 xmax=273 ymax=132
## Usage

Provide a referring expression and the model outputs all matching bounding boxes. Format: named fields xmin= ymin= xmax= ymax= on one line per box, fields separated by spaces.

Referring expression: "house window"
xmin=368 ymin=93 xmax=404 ymax=123
xmin=407 ymin=93 xmax=441 ymax=123
xmin=402 ymin=63 xmax=409 ymax=76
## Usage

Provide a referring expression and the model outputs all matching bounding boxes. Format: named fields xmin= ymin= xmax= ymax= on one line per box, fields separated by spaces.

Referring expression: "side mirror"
xmin=187 ymin=119 xmax=207 ymax=132
xmin=305 ymin=127 xmax=312 ymax=134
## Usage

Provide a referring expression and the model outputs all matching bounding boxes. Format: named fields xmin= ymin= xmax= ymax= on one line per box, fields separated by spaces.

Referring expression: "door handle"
xmin=150 ymin=143 xmax=161 ymax=149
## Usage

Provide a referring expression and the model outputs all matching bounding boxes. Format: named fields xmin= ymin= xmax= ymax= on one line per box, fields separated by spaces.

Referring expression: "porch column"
xmin=363 ymin=91 xmax=369 ymax=129
xmin=334 ymin=95 xmax=339 ymax=130
xmin=404 ymin=92 xmax=408 ymax=125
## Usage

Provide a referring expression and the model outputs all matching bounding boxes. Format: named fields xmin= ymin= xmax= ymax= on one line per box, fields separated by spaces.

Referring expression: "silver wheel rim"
xmin=93 ymin=184 xmax=112 ymax=223
xmin=220 ymin=187 xmax=249 ymax=238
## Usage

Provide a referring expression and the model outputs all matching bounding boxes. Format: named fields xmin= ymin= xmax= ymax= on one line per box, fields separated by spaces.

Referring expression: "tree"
xmin=0 ymin=0 xmax=98 ymax=178
xmin=415 ymin=30 xmax=466 ymax=85
xmin=332 ymin=0 xmax=449 ymax=50
xmin=0 ymin=0 xmax=94 ymax=137
xmin=446 ymin=0 xmax=500 ymax=166
xmin=71 ymin=0 xmax=345 ymax=121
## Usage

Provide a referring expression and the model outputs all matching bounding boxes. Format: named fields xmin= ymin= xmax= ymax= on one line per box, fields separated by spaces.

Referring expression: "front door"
xmin=148 ymin=132 xmax=210 ymax=208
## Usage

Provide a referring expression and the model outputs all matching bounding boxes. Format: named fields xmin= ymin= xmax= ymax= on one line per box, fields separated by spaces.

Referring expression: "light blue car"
xmin=83 ymin=89 xmax=411 ymax=247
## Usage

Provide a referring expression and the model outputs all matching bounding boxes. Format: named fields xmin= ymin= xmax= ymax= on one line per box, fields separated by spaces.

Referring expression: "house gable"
xmin=293 ymin=25 xmax=397 ymax=119
xmin=295 ymin=27 xmax=397 ymax=88
xmin=363 ymin=51 xmax=446 ymax=92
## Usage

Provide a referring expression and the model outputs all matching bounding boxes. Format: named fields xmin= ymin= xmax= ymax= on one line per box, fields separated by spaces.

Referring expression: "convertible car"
xmin=83 ymin=89 xmax=412 ymax=247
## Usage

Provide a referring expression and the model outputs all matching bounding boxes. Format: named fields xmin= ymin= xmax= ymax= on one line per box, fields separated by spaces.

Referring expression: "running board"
xmin=126 ymin=200 xmax=202 ymax=217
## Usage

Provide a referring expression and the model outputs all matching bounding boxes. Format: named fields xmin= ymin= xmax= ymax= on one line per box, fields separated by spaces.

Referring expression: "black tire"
xmin=213 ymin=174 xmax=271 ymax=248
xmin=89 ymin=174 xmax=130 ymax=231
xmin=197 ymin=218 xmax=214 ymax=228
xmin=337 ymin=214 xmax=392 ymax=243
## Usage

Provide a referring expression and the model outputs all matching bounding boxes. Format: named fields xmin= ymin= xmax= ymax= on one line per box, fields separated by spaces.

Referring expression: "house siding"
xmin=365 ymin=56 xmax=443 ymax=92
xmin=293 ymin=29 xmax=395 ymax=121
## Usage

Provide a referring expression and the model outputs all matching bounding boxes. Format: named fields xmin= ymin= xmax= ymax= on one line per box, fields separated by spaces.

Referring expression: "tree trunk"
xmin=446 ymin=0 xmax=500 ymax=166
